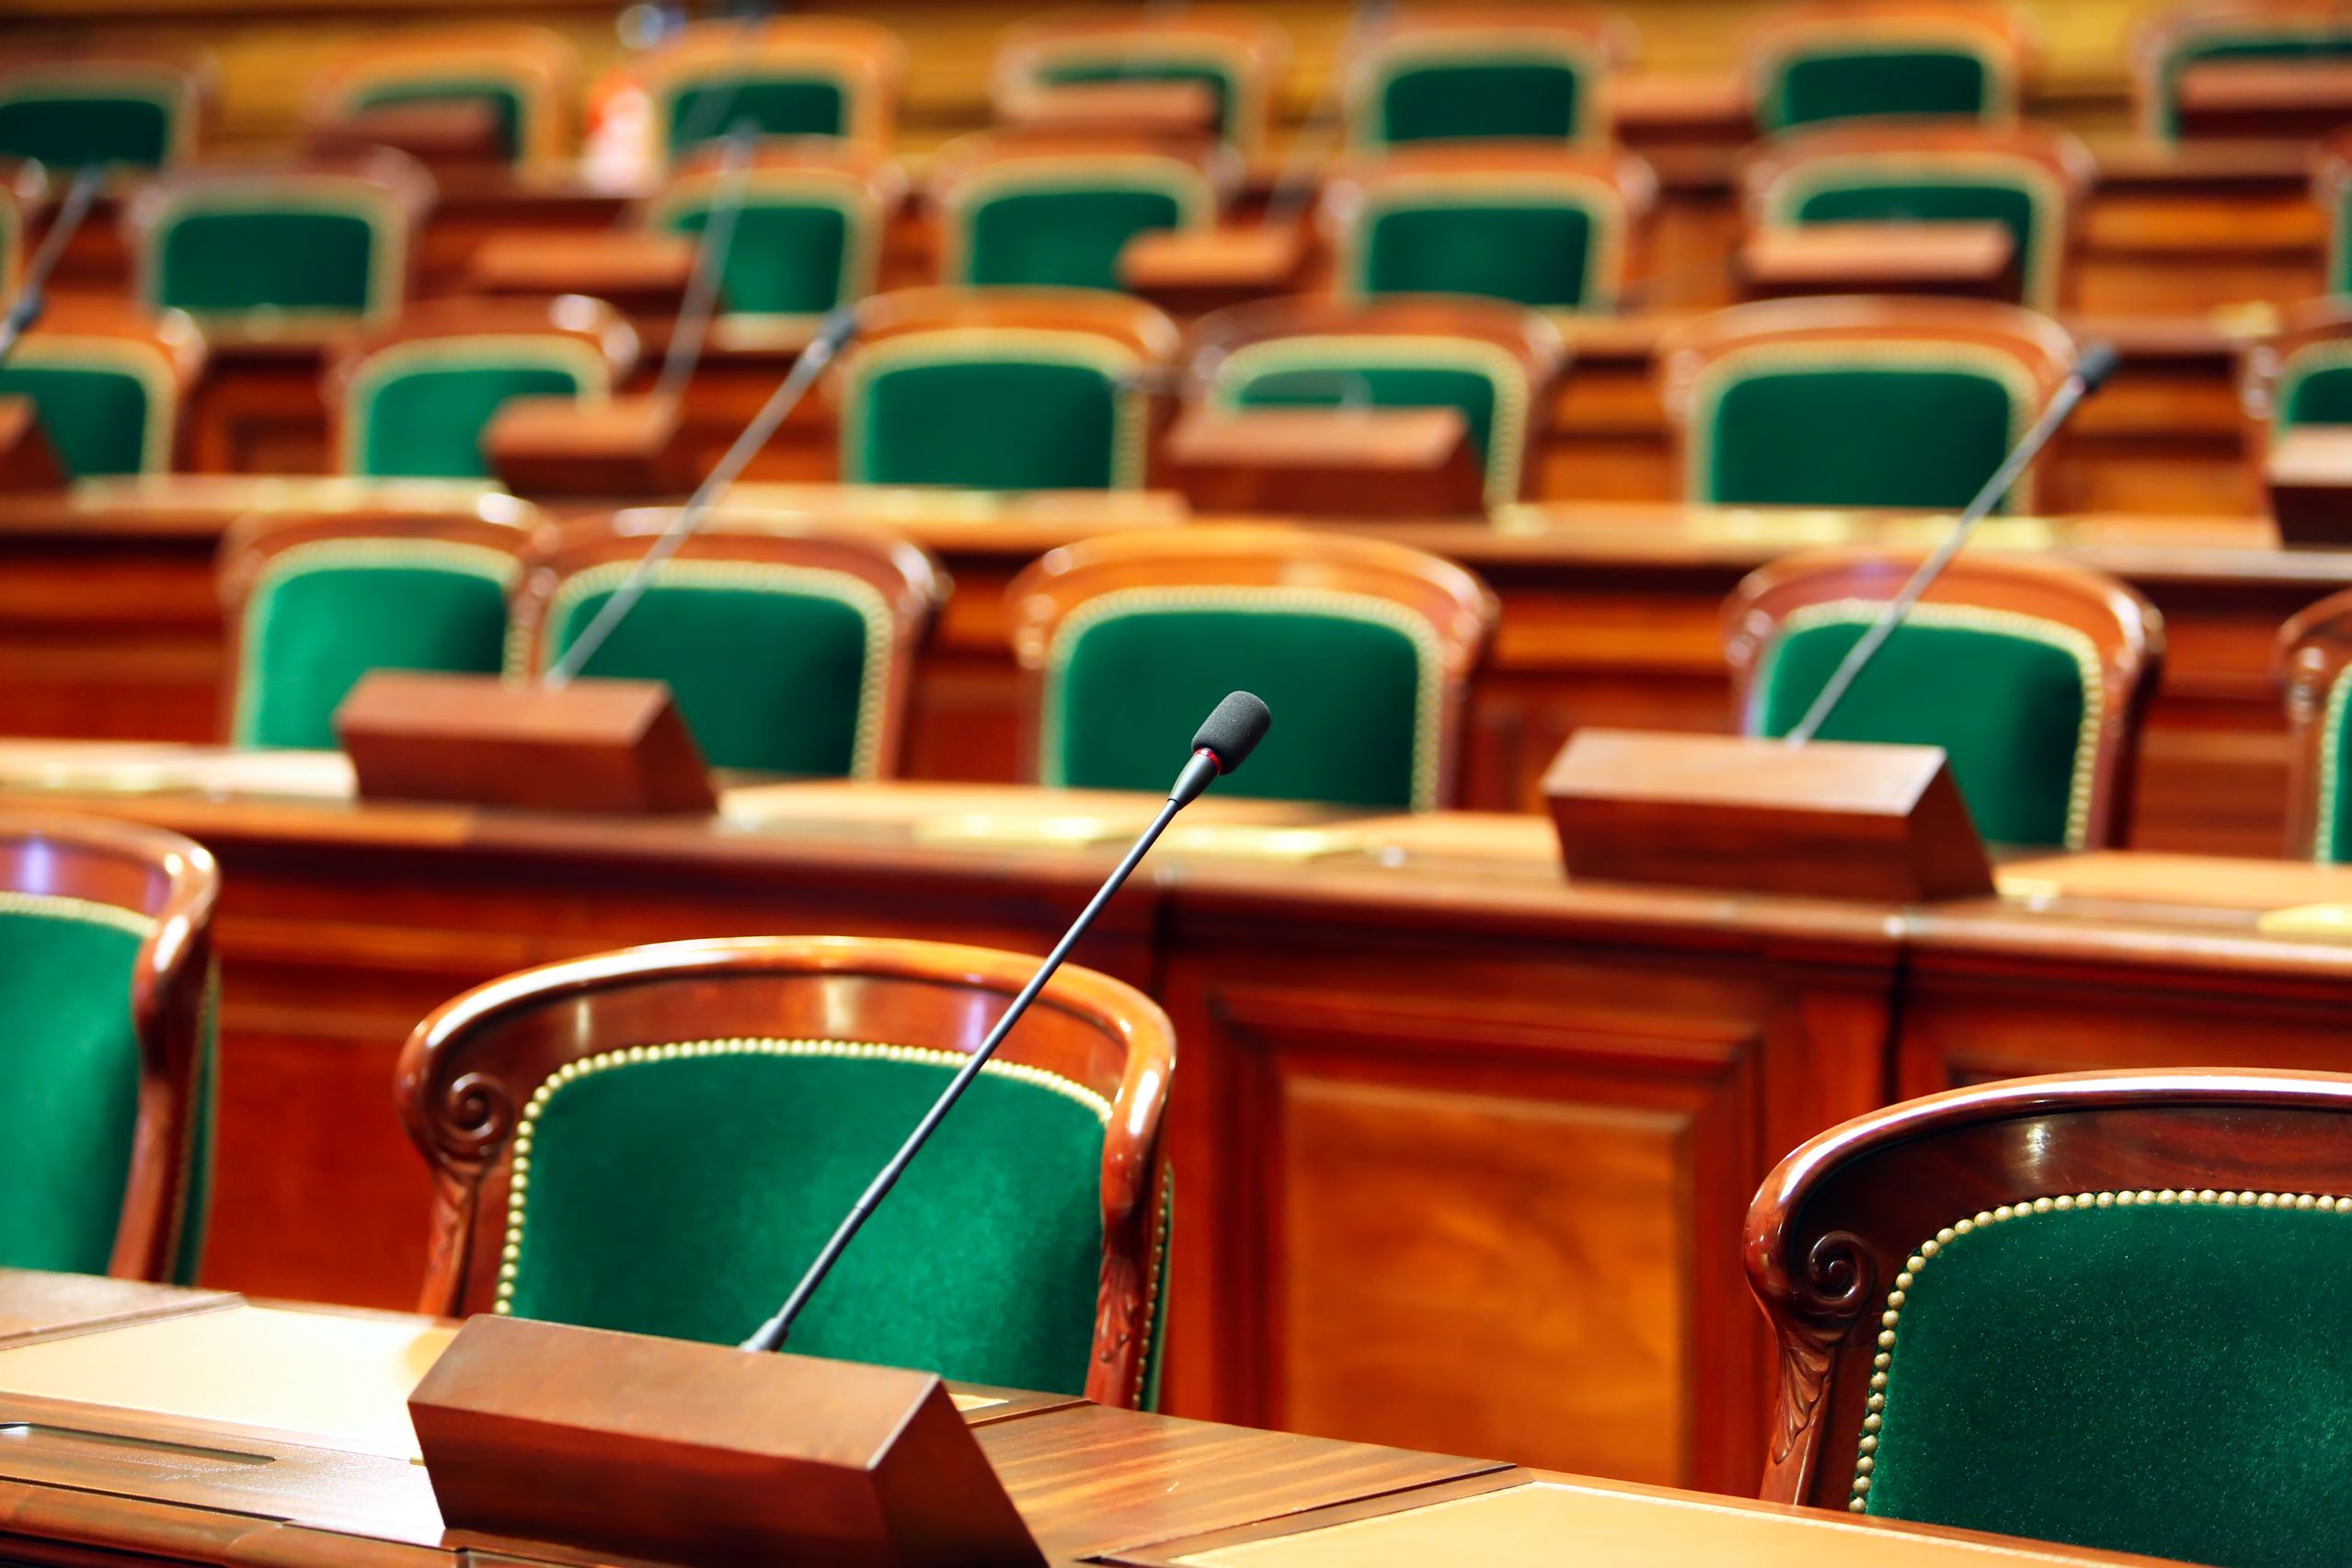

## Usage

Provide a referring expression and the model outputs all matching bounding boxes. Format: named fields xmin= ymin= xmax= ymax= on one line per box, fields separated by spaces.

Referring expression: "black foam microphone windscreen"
xmin=1192 ymin=692 xmax=1272 ymax=774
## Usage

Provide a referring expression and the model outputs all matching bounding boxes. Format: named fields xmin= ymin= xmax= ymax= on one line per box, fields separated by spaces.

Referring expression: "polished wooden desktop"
xmin=0 ymin=1271 xmax=2195 ymax=1568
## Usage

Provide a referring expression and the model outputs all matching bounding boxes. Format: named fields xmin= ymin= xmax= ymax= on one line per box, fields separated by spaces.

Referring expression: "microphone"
xmin=543 ymin=303 xmax=860 ymax=687
xmin=0 ymin=166 xmax=101 ymax=372
xmin=740 ymin=691 xmax=1272 ymax=1356
xmin=1783 ymin=339 xmax=2119 ymax=746
xmin=648 ymin=120 xmax=756 ymax=408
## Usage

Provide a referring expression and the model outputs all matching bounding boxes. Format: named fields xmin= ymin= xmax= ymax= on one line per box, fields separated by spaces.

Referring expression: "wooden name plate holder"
xmin=310 ymin=101 xmax=506 ymax=166
xmin=0 ymin=398 xmax=63 ymax=493
xmin=466 ymin=232 xmax=699 ymax=316
xmin=2266 ymin=426 xmax=2352 ymax=547
xmin=488 ymin=394 xmax=692 ymax=497
xmin=999 ymin=80 xmax=1221 ymax=139
xmin=1738 ymin=223 xmax=2018 ymax=303
xmin=2176 ymin=59 xmax=2352 ymax=139
xmin=1119 ymin=225 xmax=1314 ymax=315
xmin=411 ymin=1315 xmax=1046 ymax=1568
xmin=1543 ymin=728 xmax=1995 ymax=902
xmin=336 ymin=670 xmax=717 ymax=815
xmin=1161 ymin=406 xmax=1484 ymax=518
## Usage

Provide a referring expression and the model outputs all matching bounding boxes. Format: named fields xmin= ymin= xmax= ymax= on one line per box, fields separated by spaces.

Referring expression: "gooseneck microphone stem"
xmin=650 ymin=123 xmax=754 ymax=408
xmin=1784 ymin=343 xmax=2118 ymax=747
xmin=0 ymin=166 xmax=101 ymax=371
xmin=1258 ymin=0 xmax=1394 ymax=232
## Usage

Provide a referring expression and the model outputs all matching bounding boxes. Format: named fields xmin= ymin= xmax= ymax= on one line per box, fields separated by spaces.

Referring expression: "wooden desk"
xmin=0 ymin=1274 xmax=2183 ymax=1568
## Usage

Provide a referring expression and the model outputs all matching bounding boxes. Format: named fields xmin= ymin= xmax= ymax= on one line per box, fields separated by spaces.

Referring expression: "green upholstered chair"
xmin=994 ymin=7 xmax=1289 ymax=155
xmin=645 ymin=146 xmax=901 ymax=349
xmin=933 ymin=134 xmax=1228 ymax=292
xmin=128 ymin=156 xmax=430 ymax=340
xmin=1740 ymin=123 xmax=2091 ymax=312
xmin=330 ymin=297 xmax=637 ymax=480
xmin=837 ymin=287 xmax=1177 ymax=492
xmin=2136 ymin=1 xmax=2352 ymax=141
xmin=308 ymin=27 xmax=579 ymax=169
xmin=1343 ymin=9 xmax=1633 ymax=147
xmin=2241 ymin=300 xmax=2352 ymax=463
xmin=222 ymin=509 xmax=536 ymax=751
xmin=1184 ymin=296 xmax=1566 ymax=510
xmin=0 ymin=58 xmax=202 ymax=171
xmin=1009 ymin=525 xmax=1497 ymax=810
xmin=2275 ymin=584 xmax=2352 ymax=861
xmin=0 ymin=299 xmax=204 ymax=480
xmin=1748 ymin=1068 xmax=2352 ymax=1568
xmin=510 ymin=515 xmax=944 ymax=778
xmin=641 ymin=17 xmax=903 ymax=163
xmin=1750 ymin=5 xmax=2029 ymax=132
xmin=1662 ymin=297 xmax=2077 ymax=512
xmin=0 ymin=811 xmax=218 ymax=1285
xmin=1328 ymin=146 xmax=1655 ymax=315
xmin=399 ymin=933 xmax=1176 ymax=1406
xmin=1726 ymin=547 xmax=2162 ymax=849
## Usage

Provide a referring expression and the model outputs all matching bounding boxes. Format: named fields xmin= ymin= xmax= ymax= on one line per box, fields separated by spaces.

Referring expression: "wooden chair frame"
xmin=1341 ymin=6 xmax=1641 ymax=150
xmin=2133 ymin=0 xmax=2352 ymax=140
xmin=1747 ymin=1068 xmax=2352 ymax=1508
xmin=2236 ymin=293 xmax=2352 ymax=461
xmin=2273 ymin=583 xmax=2352 ymax=858
xmin=993 ymin=7 xmax=1291 ymax=156
xmin=638 ymin=17 xmax=906 ymax=159
xmin=927 ymin=131 xmax=1241 ymax=289
xmin=0 ymin=160 xmax=47 ymax=300
xmin=506 ymin=512 xmax=945 ymax=781
xmin=2 ymin=296 xmax=206 ymax=476
xmin=1004 ymin=523 xmax=1498 ymax=808
xmin=1723 ymin=545 xmax=2163 ymax=850
xmin=1747 ymin=2 xmax=2036 ymax=130
xmin=305 ymin=25 xmax=581 ymax=170
xmin=0 ymin=809 xmax=218 ymax=1282
xmin=396 ymin=933 xmax=1176 ymax=1408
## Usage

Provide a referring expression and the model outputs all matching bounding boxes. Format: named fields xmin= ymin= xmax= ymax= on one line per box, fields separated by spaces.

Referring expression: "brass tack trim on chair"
xmin=0 ymin=890 xmax=159 ymax=939
xmin=1856 ymin=1186 xmax=2352 ymax=1514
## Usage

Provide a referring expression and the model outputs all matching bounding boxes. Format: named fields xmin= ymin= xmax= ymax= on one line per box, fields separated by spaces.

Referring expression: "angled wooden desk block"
xmin=309 ymin=101 xmax=507 ymax=166
xmin=2264 ymin=426 xmax=2352 ymax=546
xmin=336 ymin=670 xmax=718 ymax=815
xmin=1119 ymin=227 xmax=1314 ymax=315
xmin=488 ymin=395 xmax=692 ymax=498
xmin=0 ymin=398 xmax=65 ymax=492
xmin=1160 ymin=406 xmax=1483 ymax=518
xmin=1544 ymin=729 xmax=1995 ymax=902
xmin=998 ymin=81 xmax=1221 ymax=139
xmin=1738 ymin=223 xmax=2018 ymax=303
xmin=465 ymin=232 xmax=699 ymax=316
xmin=2175 ymin=59 xmax=2352 ymax=140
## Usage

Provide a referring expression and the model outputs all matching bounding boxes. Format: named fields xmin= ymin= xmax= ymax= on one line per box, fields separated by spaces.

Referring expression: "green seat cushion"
xmin=236 ymin=545 xmax=518 ymax=750
xmin=1787 ymin=179 xmax=2044 ymax=305
xmin=660 ymin=200 xmax=851 ymax=318
xmin=1221 ymin=356 xmax=1509 ymax=503
xmin=2160 ymin=32 xmax=2352 ymax=140
xmin=847 ymin=354 xmax=1133 ymax=490
xmin=0 ymin=362 xmax=158 ymax=477
xmin=1357 ymin=200 xmax=1605 ymax=310
xmin=1753 ymin=609 xmax=2092 ymax=847
xmin=153 ymin=206 xmax=384 ymax=318
xmin=350 ymin=80 xmax=524 ymax=164
xmin=500 ymin=1043 xmax=1109 ymax=1393
xmin=1863 ymin=1191 xmax=2352 ymax=1568
xmin=1048 ymin=599 xmax=1434 ymax=809
xmin=1762 ymin=49 xmax=1996 ymax=132
xmin=0 ymin=902 xmax=148 ymax=1275
xmin=541 ymin=566 xmax=881 ymax=776
xmin=1695 ymin=362 xmax=2023 ymax=510
xmin=1369 ymin=58 xmax=1589 ymax=144
xmin=350 ymin=361 xmax=586 ymax=480
xmin=1038 ymin=60 xmax=1236 ymax=143
xmin=958 ymin=186 xmax=1187 ymax=292
xmin=0 ymin=93 xmax=172 ymax=169
xmin=666 ymin=78 xmax=845 ymax=157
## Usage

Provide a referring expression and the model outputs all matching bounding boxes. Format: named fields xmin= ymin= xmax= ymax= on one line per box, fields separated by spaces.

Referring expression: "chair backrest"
xmin=0 ymin=296 xmax=205 ymax=479
xmin=1659 ymin=296 xmax=2077 ymax=512
xmin=0 ymin=54 xmax=205 ymax=170
xmin=1324 ymin=145 xmax=1656 ymax=315
xmin=218 ymin=503 xmax=539 ymax=750
xmin=644 ymin=142 xmax=903 ymax=349
xmin=834 ymin=287 xmax=1177 ymax=491
xmin=1343 ymin=6 xmax=1637 ymax=149
xmin=1749 ymin=1 xmax=2032 ymax=132
xmin=506 ymin=513 xmax=943 ymax=778
xmin=398 ymin=934 xmax=1175 ymax=1406
xmin=2272 ymin=585 xmax=2352 ymax=859
xmin=1006 ymin=524 xmax=1497 ymax=810
xmin=2135 ymin=0 xmax=2352 ymax=141
xmin=639 ymin=16 xmax=904 ymax=163
xmin=1738 ymin=121 xmax=2093 ymax=312
xmin=1748 ymin=1068 xmax=2352 ymax=1568
xmin=126 ymin=153 xmax=432 ymax=340
xmin=994 ymin=7 xmax=1290 ymax=155
xmin=931 ymin=131 xmax=1233 ymax=292
xmin=1723 ymin=546 xmax=2163 ymax=849
xmin=0 ymin=809 xmax=216 ymax=1285
xmin=307 ymin=26 xmax=579 ymax=169
xmin=1181 ymin=294 xmax=1568 ymax=509
xmin=326 ymin=296 xmax=637 ymax=480
xmin=2239 ymin=295 xmax=2352 ymax=457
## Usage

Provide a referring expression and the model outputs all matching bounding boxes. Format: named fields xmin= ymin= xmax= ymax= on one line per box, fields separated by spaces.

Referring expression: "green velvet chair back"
xmin=940 ymin=153 xmax=1216 ymax=292
xmin=1749 ymin=1070 xmax=2352 ymax=1568
xmin=648 ymin=169 xmax=887 ymax=342
xmin=2269 ymin=338 xmax=2352 ymax=437
xmin=0 ymin=338 xmax=180 ymax=478
xmin=340 ymin=336 xmax=610 ymax=480
xmin=841 ymin=327 xmax=1153 ymax=491
xmin=229 ymin=533 xmax=523 ymax=750
xmin=997 ymin=13 xmax=1283 ymax=154
xmin=1338 ymin=160 xmax=1640 ymax=314
xmin=645 ymin=19 xmax=900 ymax=162
xmin=137 ymin=175 xmax=414 ymax=333
xmin=0 ymin=64 xmax=194 ymax=170
xmin=521 ymin=559 xmax=900 ymax=777
xmin=1204 ymin=334 xmax=1534 ymax=509
xmin=1348 ymin=32 xmax=1613 ymax=146
xmin=1756 ymin=31 xmax=2017 ymax=131
xmin=2145 ymin=17 xmax=2352 ymax=141
xmin=1758 ymin=155 xmax=2070 ymax=310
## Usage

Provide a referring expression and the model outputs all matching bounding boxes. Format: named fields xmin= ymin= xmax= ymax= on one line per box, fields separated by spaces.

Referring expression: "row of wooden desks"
xmin=3 ymin=479 xmax=2339 ymax=856
xmin=4 ymin=742 xmax=2352 ymax=1498
xmin=0 ymin=1271 xmax=2174 ymax=1568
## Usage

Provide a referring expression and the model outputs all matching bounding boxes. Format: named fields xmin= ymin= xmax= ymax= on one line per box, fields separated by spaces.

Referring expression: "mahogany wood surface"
xmin=2264 ymin=426 xmax=2352 ymax=545
xmin=1736 ymin=224 xmax=2021 ymax=302
xmin=1160 ymin=406 xmax=1485 ymax=518
xmin=0 ymin=399 xmax=65 ymax=492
